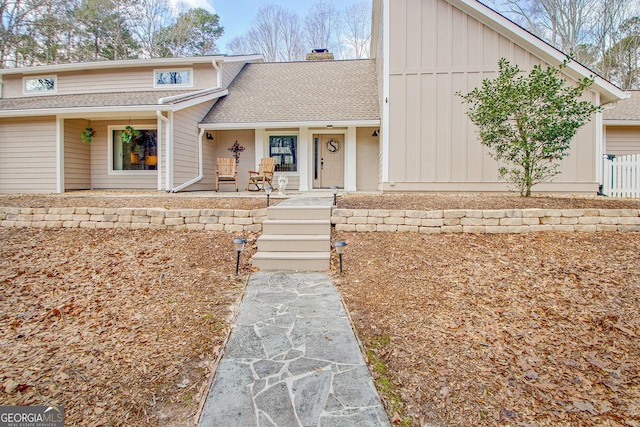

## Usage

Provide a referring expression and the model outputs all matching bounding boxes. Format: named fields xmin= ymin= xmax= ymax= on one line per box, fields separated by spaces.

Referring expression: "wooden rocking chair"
xmin=247 ymin=157 xmax=275 ymax=191
xmin=215 ymin=158 xmax=238 ymax=192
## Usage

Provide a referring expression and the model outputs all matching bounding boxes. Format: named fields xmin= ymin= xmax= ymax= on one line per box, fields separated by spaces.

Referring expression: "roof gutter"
xmin=172 ymin=127 xmax=205 ymax=193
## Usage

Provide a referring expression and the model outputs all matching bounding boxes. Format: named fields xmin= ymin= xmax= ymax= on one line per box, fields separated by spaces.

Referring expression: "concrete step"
xmin=267 ymin=205 xmax=332 ymax=221
xmin=262 ymin=219 xmax=331 ymax=235
xmin=257 ymin=234 xmax=331 ymax=252
xmin=252 ymin=251 xmax=330 ymax=272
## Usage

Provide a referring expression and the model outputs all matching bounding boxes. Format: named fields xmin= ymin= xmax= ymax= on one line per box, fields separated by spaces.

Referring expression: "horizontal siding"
xmin=173 ymin=101 xmax=217 ymax=190
xmin=90 ymin=119 xmax=158 ymax=189
xmin=0 ymin=117 xmax=57 ymax=193
xmin=64 ymin=119 xmax=91 ymax=190
xmin=2 ymin=64 xmax=219 ymax=98
xmin=606 ymin=126 xmax=640 ymax=156
xmin=387 ymin=0 xmax=598 ymax=190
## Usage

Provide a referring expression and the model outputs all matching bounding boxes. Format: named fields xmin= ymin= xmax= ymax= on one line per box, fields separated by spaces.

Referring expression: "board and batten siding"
xmin=605 ymin=126 xmax=640 ymax=156
xmin=2 ymin=64 xmax=219 ymax=98
xmin=0 ymin=117 xmax=57 ymax=193
xmin=64 ymin=119 xmax=91 ymax=190
xmin=90 ymin=119 xmax=158 ymax=190
xmin=172 ymin=101 xmax=218 ymax=191
xmin=385 ymin=0 xmax=599 ymax=192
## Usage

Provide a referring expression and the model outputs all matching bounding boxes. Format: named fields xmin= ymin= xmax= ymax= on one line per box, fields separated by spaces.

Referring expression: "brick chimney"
xmin=305 ymin=48 xmax=334 ymax=61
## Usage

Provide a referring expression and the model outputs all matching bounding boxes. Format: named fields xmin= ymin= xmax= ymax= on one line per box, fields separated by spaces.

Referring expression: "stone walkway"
xmin=199 ymin=271 xmax=390 ymax=426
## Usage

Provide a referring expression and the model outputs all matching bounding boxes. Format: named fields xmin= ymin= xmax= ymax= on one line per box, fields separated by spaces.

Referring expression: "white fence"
xmin=602 ymin=154 xmax=640 ymax=198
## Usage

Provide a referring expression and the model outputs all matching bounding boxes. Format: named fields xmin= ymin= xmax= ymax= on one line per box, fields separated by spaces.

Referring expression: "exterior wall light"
xmin=333 ymin=241 xmax=347 ymax=273
xmin=233 ymin=238 xmax=247 ymax=275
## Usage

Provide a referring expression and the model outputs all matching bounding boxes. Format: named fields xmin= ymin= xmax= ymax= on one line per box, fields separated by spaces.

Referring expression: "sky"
xmin=172 ymin=0 xmax=367 ymax=53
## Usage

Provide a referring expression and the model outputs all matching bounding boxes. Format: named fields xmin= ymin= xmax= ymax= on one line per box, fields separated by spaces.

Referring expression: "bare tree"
xmin=280 ymin=9 xmax=305 ymax=61
xmin=127 ymin=0 xmax=172 ymax=58
xmin=227 ymin=4 xmax=304 ymax=62
xmin=304 ymin=0 xmax=340 ymax=51
xmin=342 ymin=0 xmax=370 ymax=59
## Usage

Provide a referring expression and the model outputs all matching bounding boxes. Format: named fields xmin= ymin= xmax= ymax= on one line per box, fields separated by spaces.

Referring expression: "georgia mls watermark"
xmin=0 ymin=406 xmax=64 ymax=427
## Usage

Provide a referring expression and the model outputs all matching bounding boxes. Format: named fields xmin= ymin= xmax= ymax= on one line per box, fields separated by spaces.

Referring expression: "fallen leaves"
xmin=0 ymin=227 xmax=255 ymax=425
xmin=334 ymin=231 xmax=640 ymax=426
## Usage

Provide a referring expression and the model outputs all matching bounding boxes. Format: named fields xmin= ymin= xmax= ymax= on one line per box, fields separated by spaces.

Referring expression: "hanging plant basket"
xmin=81 ymin=127 xmax=96 ymax=144
xmin=121 ymin=125 xmax=140 ymax=144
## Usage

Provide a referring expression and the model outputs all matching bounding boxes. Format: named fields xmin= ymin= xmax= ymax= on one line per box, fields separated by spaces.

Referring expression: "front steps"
xmin=252 ymin=200 xmax=332 ymax=271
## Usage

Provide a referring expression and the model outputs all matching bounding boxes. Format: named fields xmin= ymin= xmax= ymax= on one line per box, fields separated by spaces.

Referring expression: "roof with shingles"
xmin=604 ymin=91 xmax=640 ymax=121
xmin=0 ymin=89 xmax=217 ymax=111
xmin=201 ymin=60 xmax=379 ymax=124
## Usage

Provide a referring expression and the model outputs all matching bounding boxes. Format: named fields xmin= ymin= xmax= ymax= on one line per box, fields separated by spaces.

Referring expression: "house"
xmin=0 ymin=55 xmax=261 ymax=194
xmin=604 ymin=91 xmax=640 ymax=156
xmin=0 ymin=0 xmax=628 ymax=195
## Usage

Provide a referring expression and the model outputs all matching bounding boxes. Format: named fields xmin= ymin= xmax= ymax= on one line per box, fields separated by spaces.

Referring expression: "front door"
xmin=314 ymin=134 xmax=344 ymax=188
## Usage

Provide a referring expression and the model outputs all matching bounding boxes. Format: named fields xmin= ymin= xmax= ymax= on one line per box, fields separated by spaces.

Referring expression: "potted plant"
xmin=81 ymin=127 xmax=96 ymax=144
xmin=121 ymin=125 xmax=140 ymax=144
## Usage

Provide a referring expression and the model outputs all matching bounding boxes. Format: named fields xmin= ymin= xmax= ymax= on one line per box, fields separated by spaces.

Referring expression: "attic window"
xmin=24 ymin=76 xmax=56 ymax=94
xmin=154 ymin=69 xmax=192 ymax=88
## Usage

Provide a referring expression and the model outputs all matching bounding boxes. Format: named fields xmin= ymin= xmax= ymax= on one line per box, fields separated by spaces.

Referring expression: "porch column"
xmin=56 ymin=117 xmax=64 ymax=193
xmin=298 ymin=127 xmax=309 ymax=191
xmin=345 ymin=126 xmax=357 ymax=191
xmin=255 ymin=128 xmax=265 ymax=168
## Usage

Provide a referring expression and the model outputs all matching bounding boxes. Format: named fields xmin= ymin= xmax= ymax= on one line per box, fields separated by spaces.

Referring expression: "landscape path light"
xmin=333 ymin=241 xmax=347 ymax=274
xmin=265 ymin=185 xmax=272 ymax=207
xmin=233 ymin=238 xmax=247 ymax=275
xmin=331 ymin=186 xmax=339 ymax=206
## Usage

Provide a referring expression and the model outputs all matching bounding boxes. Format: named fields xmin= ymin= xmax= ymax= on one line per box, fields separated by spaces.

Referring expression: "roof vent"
xmin=306 ymin=48 xmax=334 ymax=61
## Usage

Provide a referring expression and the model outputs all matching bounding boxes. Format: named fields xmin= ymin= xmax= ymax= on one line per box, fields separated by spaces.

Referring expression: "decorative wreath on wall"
xmin=326 ymin=139 xmax=340 ymax=153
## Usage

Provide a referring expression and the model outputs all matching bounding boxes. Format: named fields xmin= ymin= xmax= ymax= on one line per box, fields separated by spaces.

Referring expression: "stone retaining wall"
xmin=0 ymin=207 xmax=267 ymax=232
xmin=331 ymin=208 xmax=640 ymax=233
xmin=2 ymin=206 xmax=640 ymax=234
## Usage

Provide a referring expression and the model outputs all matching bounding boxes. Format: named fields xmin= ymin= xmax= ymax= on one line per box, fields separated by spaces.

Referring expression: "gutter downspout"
xmin=171 ymin=128 xmax=205 ymax=192
xmin=156 ymin=111 xmax=167 ymax=191
xmin=212 ymin=60 xmax=222 ymax=89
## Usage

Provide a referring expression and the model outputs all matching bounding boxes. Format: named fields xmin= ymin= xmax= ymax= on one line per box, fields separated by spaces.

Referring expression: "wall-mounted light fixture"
xmin=372 ymin=129 xmax=379 ymax=137
xmin=206 ymin=132 xmax=214 ymax=140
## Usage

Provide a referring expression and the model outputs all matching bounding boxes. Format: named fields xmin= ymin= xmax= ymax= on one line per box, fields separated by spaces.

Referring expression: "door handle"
xmin=321 ymin=158 xmax=324 ymax=170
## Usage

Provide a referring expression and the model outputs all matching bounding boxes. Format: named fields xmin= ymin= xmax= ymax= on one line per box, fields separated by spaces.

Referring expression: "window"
xmin=24 ymin=76 xmax=56 ymax=93
xmin=269 ymin=136 xmax=297 ymax=172
xmin=110 ymin=127 xmax=157 ymax=172
xmin=154 ymin=69 xmax=192 ymax=87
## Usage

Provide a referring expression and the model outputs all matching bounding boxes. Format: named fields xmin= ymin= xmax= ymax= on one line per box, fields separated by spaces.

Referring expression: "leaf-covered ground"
xmin=333 ymin=231 xmax=640 ymax=426
xmin=2 ymin=193 xmax=640 ymax=426
xmin=0 ymin=228 xmax=257 ymax=426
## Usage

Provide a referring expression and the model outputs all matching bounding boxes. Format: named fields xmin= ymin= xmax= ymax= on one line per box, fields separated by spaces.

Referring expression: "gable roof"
xmin=371 ymin=0 xmax=627 ymax=105
xmin=200 ymin=60 xmax=380 ymax=128
xmin=604 ymin=91 xmax=640 ymax=124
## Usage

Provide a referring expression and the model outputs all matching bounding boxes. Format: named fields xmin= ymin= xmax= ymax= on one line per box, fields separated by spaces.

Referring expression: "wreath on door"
xmin=326 ymin=139 xmax=340 ymax=153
